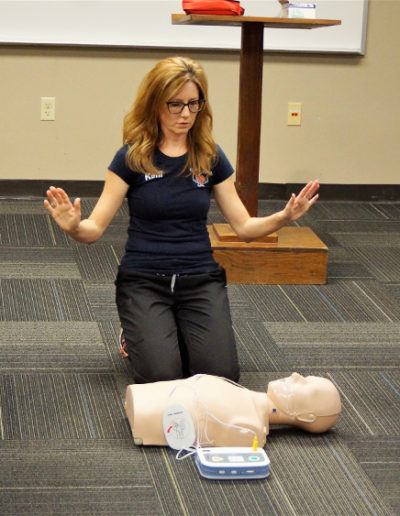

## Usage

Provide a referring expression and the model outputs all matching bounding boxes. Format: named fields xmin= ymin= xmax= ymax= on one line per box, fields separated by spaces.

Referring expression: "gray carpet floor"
xmin=0 ymin=196 xmax=399 ymax=515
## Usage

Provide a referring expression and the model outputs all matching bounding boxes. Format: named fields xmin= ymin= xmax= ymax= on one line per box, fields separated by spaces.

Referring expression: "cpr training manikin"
xmin=124 ymin=373 xmax=341 ymax=448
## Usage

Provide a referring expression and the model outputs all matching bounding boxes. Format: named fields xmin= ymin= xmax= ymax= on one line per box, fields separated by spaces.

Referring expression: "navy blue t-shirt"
xmin=108 ymin=144 xmax=234 ymax=274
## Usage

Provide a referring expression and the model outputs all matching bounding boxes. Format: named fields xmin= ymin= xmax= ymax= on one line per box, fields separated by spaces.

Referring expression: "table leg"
xmin=236 ymin=22 xmax=264 ymax=217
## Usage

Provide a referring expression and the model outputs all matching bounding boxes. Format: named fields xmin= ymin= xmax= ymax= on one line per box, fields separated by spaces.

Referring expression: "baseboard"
xmin=259 ymin=183 xmax=400 ymax=201
xmin=0 ymin=180 xmax=103 ymax=198
xmin=0 ymin=179 xmax=399 ymax=201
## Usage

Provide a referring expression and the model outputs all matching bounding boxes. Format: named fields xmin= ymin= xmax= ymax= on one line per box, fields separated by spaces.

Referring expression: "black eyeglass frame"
xmin=166 ymin=99 xmax=206 ymax=114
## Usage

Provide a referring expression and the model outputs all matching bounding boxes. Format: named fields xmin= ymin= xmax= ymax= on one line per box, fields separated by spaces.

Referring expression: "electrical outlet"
xmin=287 ymin=102 xmax=301 ymax=126
xmin=41 ymin=97 xmax=56 ymax=121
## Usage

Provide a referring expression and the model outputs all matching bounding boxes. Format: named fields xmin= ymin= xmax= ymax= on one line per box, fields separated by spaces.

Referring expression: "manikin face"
xmin=158 ymin=80 xmax=200 ymax=141
xmin=267 ymin=373 xmax=341 ymax=420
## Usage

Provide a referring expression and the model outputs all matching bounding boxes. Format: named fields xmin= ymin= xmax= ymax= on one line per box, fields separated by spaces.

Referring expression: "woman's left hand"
xmin=283 ymin=180 xmax=320 ymax=223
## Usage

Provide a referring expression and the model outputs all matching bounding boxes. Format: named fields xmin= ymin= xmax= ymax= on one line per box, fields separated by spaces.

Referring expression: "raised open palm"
xmin=283 ymin=180 xmax=319 ymax=223
xmin=44 ymin=186 xmax=82 ymax=234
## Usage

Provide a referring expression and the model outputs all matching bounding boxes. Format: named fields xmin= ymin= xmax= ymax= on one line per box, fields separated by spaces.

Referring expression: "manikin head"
xmin=267 ymin=373 xmax=341 ymax=433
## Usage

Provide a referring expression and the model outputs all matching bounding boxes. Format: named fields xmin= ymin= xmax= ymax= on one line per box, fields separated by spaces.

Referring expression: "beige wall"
xmin=0 ymin=0 xmax=398 ymax=184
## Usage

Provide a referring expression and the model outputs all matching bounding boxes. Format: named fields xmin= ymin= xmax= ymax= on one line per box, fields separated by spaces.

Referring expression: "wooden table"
xmin=172 ymin=14 xmax=341 ymax=216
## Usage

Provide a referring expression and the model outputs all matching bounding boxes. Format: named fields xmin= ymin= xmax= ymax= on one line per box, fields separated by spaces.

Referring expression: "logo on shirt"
xmin=192 ymin=172 xmax=209 ymax=188
xmin=145 ymin=173 xmax=163 ymax=181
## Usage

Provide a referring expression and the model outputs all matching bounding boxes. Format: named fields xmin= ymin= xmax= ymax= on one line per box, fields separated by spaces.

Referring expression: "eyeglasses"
xmin=166 ymin=99 xmax=205 ymax=114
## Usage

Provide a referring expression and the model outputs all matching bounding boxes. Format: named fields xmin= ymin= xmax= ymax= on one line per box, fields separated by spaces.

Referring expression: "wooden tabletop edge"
xmin=172 ymin=13 xmax=341 ymax=27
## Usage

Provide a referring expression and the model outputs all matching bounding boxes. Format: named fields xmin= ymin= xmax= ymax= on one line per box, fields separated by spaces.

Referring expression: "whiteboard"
xmin=0 ymin=0 xmax=368 ymax=54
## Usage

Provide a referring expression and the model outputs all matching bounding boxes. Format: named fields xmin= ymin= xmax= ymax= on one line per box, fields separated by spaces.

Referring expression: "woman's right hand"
xmin=44 ymin=186 xmax=81 ymax=234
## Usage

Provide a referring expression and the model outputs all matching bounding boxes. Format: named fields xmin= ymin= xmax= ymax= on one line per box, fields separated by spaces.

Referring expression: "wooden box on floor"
xmin=208 ymin=224 xmax=328 ymax=285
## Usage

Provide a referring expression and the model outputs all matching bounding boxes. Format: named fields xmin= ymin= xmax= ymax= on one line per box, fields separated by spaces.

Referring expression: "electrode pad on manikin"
xmin=162 ymin=404 xmax=196 ymax=450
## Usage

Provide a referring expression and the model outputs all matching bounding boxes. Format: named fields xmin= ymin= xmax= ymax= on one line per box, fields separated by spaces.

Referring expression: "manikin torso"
xmin=126 ymin=375 xmax=270 ymax=447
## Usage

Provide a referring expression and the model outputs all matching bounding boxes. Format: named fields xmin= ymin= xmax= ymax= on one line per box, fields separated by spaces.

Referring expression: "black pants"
xmin=115 ymin=267 xmax=239 ymax=383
